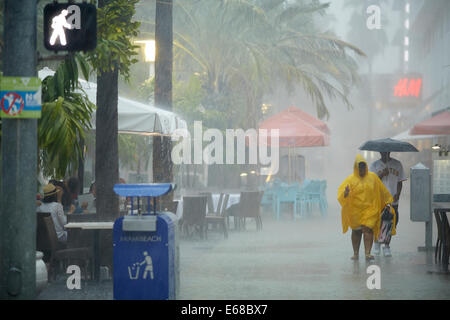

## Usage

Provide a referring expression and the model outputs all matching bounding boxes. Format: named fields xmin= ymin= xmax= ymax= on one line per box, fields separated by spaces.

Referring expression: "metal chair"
xmin=180 ymin=195 xmax=208 ymax=239
xmin=205 ymin=193 xmax=229 ymax=239
xmin=236 ymin=191 xmax=263 ymax=231
xmin=435 ymin=212 xmax=444 ymax=263
xmin=200 ymin=192 xmax=215 ymax=214
xmin=435 ymin=212 xmax=450 ymax=266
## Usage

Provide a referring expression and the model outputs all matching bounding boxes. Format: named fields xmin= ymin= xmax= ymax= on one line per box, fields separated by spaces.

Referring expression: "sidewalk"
xmin=38 ymin=202 xmax=450 ymax=300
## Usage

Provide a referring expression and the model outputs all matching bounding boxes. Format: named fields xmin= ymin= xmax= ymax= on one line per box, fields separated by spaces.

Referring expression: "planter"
xmin=36 ymin=251 xmax=48 ymax=295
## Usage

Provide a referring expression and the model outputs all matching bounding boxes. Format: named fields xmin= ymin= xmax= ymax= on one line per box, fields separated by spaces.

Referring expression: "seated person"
xmin=49 ymin=179 xmax=66 ymax=205
xmin=76 ymin=181 xmax=96 ymax=213
xmin=89 ymin=181 xmax=96 ymax=208
xmin=37 ymin=183 xmax=67 ymax=243
xmin=36 ymin=193 xmax=42 ymax=207
xmin=63 ymin=177 xmax=87 ymax=214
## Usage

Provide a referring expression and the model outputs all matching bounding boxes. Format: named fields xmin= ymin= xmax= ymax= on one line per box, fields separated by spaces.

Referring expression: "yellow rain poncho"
xmin=337 ymin=155 xmax=394 ymax=239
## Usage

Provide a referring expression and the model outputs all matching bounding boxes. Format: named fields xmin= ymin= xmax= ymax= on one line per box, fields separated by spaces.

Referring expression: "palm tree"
xmin=152 ymin=0 xmax=174 ymax=209
xmin=87 ymin=0 xmax=140 ymax=222
xmin=39 ymin=54 xmax=95 ymax=179
xmin=165 ymin=0 xmax=364 ymax=126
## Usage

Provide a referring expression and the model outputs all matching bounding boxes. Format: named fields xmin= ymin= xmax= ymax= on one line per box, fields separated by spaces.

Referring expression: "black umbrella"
xmin=359 ymin=138 xmax=419 ymax=152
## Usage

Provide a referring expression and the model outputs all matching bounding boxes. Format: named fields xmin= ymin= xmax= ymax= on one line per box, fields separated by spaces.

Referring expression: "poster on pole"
xmin=0 ymin=77 xmax=42 ymax=119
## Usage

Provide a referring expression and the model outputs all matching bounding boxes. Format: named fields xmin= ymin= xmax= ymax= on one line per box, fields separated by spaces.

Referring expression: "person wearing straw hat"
xmin=36 ymin=183 xmax=67 ymax=243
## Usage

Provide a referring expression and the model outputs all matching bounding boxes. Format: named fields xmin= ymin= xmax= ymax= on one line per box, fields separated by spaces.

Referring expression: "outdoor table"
xmin=432 ymin=202 xmax=450 ymax=273
xmin=64 ymin=221 xmax=114 ymax=281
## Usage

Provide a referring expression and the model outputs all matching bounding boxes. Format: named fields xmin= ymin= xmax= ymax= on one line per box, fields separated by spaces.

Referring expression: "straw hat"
xmin=43 ymin=183 xmax=59 ymax=197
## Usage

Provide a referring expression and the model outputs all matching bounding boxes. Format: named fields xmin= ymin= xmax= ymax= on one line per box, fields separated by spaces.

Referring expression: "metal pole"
xmin=0 ymin=0 xmax=38 ymax=299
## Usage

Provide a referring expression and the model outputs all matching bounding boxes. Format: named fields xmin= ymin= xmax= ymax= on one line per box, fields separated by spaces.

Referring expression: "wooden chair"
xmin=236 ymin=191 xmax=263 ymax=231
xmin=36 ymin=212 xmax=52 ymax=263
xmin=42 ymin=216 xmax=93 ymax=281
xmin=205 ymin=193 xmax=229 ymax=239
xmin=180 ymin=196 xmax=207 ymax=239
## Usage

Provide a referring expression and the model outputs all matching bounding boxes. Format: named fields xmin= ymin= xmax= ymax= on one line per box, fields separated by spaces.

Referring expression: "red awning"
xmin=258 ymin=107 xmax=330 ymax=147
xmin=410 ymin=110 xmax=450 ymax=135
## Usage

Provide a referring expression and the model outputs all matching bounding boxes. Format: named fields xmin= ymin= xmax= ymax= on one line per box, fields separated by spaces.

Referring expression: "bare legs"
xmin=351 ymin=226 xmax=374 ymax=260
xmin=351 ymin=229 xmax=362 ymax=259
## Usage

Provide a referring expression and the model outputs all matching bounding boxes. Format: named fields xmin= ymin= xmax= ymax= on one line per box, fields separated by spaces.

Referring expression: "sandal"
xmin=365 ymin=254 xmax=374 ymax=261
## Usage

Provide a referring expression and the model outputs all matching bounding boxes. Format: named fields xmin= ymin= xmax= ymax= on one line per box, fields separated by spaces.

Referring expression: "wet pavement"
xmin=38 ymin=199 xmax=450 ymax=300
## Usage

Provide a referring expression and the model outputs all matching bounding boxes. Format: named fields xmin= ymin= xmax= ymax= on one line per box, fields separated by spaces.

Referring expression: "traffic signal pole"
xmin=0 ymin=0 xmax=38 ymax=299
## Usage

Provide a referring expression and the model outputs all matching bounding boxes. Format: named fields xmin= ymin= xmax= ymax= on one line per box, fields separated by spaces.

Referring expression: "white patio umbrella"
xmin=38 ymin=67 xmax=187 ymax=136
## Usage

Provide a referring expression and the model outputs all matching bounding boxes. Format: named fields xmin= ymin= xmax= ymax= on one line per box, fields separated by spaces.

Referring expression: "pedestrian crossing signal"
xmin=44 ymin=3 xmax=97 ymax=52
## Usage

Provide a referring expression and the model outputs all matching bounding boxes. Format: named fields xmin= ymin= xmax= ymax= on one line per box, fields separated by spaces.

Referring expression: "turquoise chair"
xmin=294 ymin=182 xmax=310 ymax=219
xmin=319 ymin=180 xmax=328 ymax=216
xmin=273 ymin=182 xmax=300 ymax=220
xmin=260 ymin=183 xmax=273 ymax=206
xmin=303 ymin=180 xmax=327 ymax=216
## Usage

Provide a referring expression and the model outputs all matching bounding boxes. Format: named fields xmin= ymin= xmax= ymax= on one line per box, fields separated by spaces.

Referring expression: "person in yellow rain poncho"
xmin=337 ymin=155 xmax=393 ymax=261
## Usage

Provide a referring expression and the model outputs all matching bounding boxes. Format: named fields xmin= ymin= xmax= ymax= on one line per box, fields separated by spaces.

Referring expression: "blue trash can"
xmin=112 ymin=183 xmax=178 ymax=300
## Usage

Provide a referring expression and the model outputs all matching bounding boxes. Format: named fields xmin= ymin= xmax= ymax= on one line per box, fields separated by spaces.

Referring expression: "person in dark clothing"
xmin=64 ymin=177 xmax=86 ymax=214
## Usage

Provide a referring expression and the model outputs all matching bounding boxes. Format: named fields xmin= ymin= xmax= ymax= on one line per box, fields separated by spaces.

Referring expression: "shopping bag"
xmin=378 ymin=206 xmax=394 ymax=244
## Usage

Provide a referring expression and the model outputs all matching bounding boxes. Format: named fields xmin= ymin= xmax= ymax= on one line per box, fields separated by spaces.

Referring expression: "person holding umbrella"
xmin=370 ymin=152 xmax=406 ymax=257
xmin=338 ymin=155 xmax=393 ymax=261
xmin=359 ymin=138 xmax=418 ymax=257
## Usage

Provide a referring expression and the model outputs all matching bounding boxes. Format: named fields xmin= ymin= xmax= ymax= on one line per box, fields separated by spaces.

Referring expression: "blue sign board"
xmin=113 ymin=214 xmax=176 ymax=300
xmin=0 ymin=77 xmax=41 ymax=118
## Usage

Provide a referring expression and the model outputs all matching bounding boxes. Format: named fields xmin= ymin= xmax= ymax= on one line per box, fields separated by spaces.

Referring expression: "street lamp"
xmin=135 ymin=39 xmax=156 ymax=78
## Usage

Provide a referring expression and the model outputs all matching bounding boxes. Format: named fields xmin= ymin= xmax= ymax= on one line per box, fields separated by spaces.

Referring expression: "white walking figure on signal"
xmin=140 ymin=251 xmax=154 ymax=280
xmin=49 ymin=9 xmax=72 ymax=46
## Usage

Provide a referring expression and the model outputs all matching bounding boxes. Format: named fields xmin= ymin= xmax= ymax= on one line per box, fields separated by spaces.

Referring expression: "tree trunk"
xmin=95 ymin=55 xmax=119 ymax=271
xmin=96 ymin=66 xmax=120 ymax=221
xmin=153 ymin=0 xmax=173 ymax=208
xmin=154 ymin=0 xmax=173 ymax=111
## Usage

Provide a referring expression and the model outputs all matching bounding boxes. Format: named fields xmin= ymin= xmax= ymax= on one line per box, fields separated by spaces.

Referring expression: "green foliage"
xmin=39 ymin=54 xmax=96 ymax=178
xmin=86 ymin=0 xmax=141 ymax=80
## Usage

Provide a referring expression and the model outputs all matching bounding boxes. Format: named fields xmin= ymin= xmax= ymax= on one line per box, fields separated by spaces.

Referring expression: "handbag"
xmin=378 ymin=205 xmax=393 ymax=244
xmin=381 ymin=205 xmax=393 ymax=221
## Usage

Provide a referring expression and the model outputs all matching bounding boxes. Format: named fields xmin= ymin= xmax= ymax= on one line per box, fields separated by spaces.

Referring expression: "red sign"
xmin=1 ymin=92 xmax=24 ymax=116
xmin=394 ymin=78 xmax=422 ymax=97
